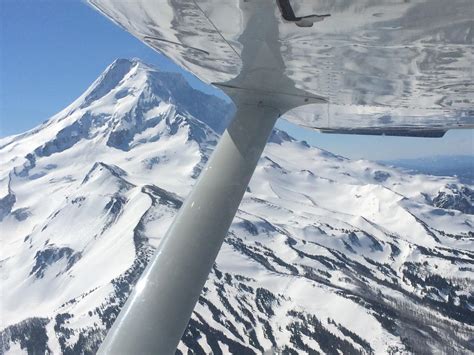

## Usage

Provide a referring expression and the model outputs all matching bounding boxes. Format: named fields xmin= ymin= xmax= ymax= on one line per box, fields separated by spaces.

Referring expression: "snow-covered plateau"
xmin=1 ymin=59 xmax=473 ymax=354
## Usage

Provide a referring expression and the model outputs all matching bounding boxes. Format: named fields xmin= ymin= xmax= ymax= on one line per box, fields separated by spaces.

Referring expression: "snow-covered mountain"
xmin=1 ymin=58 xmax=473 ymax=355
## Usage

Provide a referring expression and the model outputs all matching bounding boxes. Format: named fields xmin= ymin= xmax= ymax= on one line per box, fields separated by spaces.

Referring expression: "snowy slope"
xmin=1 ymin=59 xmax=473 ymax=355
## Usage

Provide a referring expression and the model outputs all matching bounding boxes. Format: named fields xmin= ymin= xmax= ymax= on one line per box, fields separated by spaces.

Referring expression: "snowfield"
xmin=1 ymin=59 xmax=473 ymax=354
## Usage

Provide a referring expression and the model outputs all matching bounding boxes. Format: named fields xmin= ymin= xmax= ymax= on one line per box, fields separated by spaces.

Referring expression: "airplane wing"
xmin=88 ymin=0 xmax=473 ymax=137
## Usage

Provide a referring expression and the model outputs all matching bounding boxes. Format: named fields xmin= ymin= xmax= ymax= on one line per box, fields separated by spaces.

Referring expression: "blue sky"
xmin=1 ymin=0 xmax=472 ymax=160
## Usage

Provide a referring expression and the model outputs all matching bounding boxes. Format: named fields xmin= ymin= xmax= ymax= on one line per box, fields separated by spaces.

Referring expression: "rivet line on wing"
xmin=191 ymin=0 xmax=242 ymax=60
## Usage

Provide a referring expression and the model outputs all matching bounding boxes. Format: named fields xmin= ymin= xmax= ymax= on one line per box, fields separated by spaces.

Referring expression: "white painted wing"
xmin=88 ymin=0 xmax=474 ymax=136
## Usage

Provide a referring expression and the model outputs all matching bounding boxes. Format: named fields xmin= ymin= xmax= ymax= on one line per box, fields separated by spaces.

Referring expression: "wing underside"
xmin=88 ymin=0 xmax=474 ymax=136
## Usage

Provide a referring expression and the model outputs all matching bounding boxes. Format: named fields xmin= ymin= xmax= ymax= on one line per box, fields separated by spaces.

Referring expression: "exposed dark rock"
xmin=12 ymin=207 xmax=31 ymax=221
xmin=0 ymin=318 xmax=50 ymax=355
xmin=432 ymin=184 xmax=474 ymax=215
xmin=0 ymin=185 xmax=16 ymax=222
xmin=255 ymin=288 xmax=278 ymax=317
xmin=268 ymin=129 xmax=295 ymax=145
xmin=373 ymin=170 xmax=391 ymax=182
xmin=287 ymin=310 xmax=363 ymax=354
xmin=30 ymin=246 xmax=81 ymax=279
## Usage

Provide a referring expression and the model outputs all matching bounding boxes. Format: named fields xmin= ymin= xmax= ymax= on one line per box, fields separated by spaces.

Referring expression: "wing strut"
xmin=98 ymin=102 xmax=280 ymax=354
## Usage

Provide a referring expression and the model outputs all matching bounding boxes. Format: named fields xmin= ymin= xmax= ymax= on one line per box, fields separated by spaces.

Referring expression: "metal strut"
xmin=98 ymin=103 xmax=280 ymax=354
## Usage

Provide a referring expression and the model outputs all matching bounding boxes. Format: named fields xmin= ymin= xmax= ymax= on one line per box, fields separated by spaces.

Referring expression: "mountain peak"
xmin=0 ymin=58 xmax=233 ymax=156
xmin=77 ymin=58 xmax=231 ymax=133
xmin=105 ymin=57 xmax=153 ymax=75
xmin=81 ymin=58 xmax=148 ymax=107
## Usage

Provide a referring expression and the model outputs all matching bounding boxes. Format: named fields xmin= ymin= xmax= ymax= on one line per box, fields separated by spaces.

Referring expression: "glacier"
xmin=0 ymin=58 xmax=473 ymax=354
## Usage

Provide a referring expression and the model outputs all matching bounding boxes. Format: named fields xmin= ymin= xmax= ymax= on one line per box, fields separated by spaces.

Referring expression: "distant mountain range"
xmin=1 ymin=59 xmax=473 ymax=354
xmin=381 ymin=155 xmax=474 ymax=184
